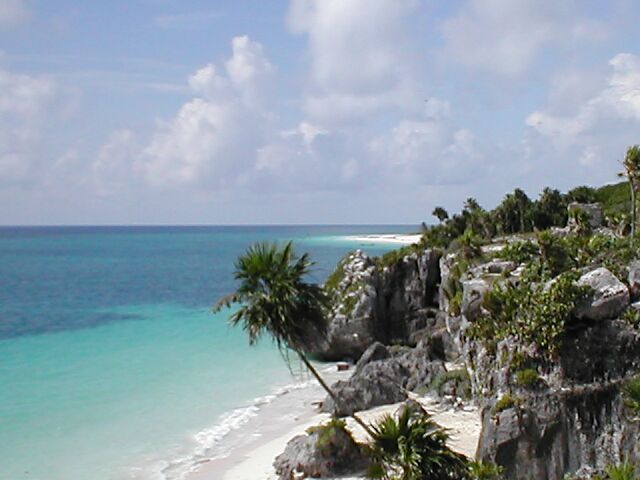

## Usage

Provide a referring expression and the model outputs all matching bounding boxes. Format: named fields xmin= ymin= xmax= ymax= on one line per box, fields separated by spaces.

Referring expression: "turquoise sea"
xmin=0 ymin=226 xmax=413 ymax=480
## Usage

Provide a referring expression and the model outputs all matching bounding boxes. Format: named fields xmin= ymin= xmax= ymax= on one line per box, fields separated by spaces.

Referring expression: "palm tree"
xmin=619 ymin=145 xmax=640 ymax=237
xmin=432 ymin=206 xmax=449 ymax=223
xmin=367 ymin=404 xmax=469 ymax=480
xmin=214 ymin=241 xmax=374 ymax=437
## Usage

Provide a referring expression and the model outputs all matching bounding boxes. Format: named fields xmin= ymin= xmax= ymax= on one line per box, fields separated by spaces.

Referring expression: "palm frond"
xmin=214 ymin=241 xmax=329 ymax=354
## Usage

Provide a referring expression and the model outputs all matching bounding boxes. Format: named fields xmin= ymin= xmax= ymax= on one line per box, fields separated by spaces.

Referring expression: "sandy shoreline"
xmin=186 ymin=364 xmax=480 ymax=480
xmin=341 ymin=234 xmax=422 ymax=245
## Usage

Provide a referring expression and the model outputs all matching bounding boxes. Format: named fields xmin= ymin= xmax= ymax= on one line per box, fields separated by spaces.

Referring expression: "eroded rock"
xmin=575 ymin=267 xmax=630 ymax=321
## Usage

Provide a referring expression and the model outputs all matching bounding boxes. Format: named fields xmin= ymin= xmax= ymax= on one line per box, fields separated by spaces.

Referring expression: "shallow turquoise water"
xmin=0 ymin=226 xmax=412 ymax=480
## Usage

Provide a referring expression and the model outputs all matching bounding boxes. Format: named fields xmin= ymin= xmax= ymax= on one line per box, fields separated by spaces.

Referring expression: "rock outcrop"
xmin=273 ymin=421 xmax=369 ymax=479
xmin=310 ymin=232 xmax=640 ymax=479
xmin=322 ymin=341 xmax=446 ymax=415
xmin=567 ymin=202 xmax=604 ymax=230
xmin=311 ymin=247 xmax=442 ymax=360
xmin=575 ymin=267 xmax=630 ymax=321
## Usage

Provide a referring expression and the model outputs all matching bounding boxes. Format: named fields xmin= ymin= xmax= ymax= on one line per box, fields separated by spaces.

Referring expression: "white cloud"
xmin=91 ymin=130 xmax=138 ymax=196
xmin=369 ymin=118 xmax=483 ymax=185
xmin=527 ymin=53 xmax=640 ymax=142
xmin=137 ymin=36 xmax=272 ymax=188
xmin=524 ymin=53 xmax=640 ymax=184
xmin=442 ymin=0 xmax=607 ymax=77
xmin=0 ymin=0 xmax=30 ymax=29
xmin=225 ymin=35 xmax=274 ymax=108
xmin=0 ymin=69 xmax=55 ymax=185
xmin=287 ymin=0 xmax=420 ymax=123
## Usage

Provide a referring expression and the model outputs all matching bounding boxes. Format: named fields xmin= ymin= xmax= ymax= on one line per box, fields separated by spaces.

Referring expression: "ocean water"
xmin=0 ymin=225 xmax=413 ymax=480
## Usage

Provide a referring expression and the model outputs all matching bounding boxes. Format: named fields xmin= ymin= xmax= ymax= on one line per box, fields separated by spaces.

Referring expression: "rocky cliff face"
xmin=316 ymin=239 xmax=640 ymax=478
xmin=444 ymin=255 xmax=640 ymax=479
xmin=311 ymin=248 xmax=442 ymax=360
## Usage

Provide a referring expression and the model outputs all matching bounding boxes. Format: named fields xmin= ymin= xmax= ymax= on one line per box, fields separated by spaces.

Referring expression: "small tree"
xmin=214 ymin=241 xmax=374 ymax=437
xmin=432 ymin=206 xmax=449 ymax=223
xmin=619 ymin=145 xmax=640 ymax=237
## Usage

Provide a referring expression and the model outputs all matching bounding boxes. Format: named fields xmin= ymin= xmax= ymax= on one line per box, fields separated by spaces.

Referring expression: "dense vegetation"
xmin=420 ymin=181 xmax=632 ymax=251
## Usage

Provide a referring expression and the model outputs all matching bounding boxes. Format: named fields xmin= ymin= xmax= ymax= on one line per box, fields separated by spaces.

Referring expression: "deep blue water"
xmin=0 ymin=225 xmax=413 ymax=480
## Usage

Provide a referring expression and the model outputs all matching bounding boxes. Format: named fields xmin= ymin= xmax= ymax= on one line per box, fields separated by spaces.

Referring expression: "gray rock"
xmin=477 ymin=385 xmax=640 ymax=480
xmin=575 ymin=267 xmax=630 ymax=321
xmin=273 ymin=422 xmax=369 ymax=479
xmin=312 ymin=248 xmax=442 ymax=361
xmin=461 ymin=277 xmax=493 ymax=321
xmin=313 ymin=250 xmax=380 ymax=360
xmin=354 ymin=341 xmax=389 ymax=375
xmin=323 ymin=343 xmax=446 ymax=415
xmin=628 ymin=260 xmax=640 ymax=299
xmin=567 ymin=202 xmax=603 ymax=229
xmin=322 ymin=359 xmax=409 ymax=416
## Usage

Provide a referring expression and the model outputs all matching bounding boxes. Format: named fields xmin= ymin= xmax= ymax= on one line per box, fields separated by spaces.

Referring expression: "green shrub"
xmin=469 ymin=461 xmax=505 ymax=479
xmin=623 ymin=377 xmax=640 ymax=415
xmin=605 ymin=462 xmax=638 ymax=480
xmin=470 ymin=270 xmax=591 ymax=355
xmin=515 ymin=368 xmax=540 ymax=389
xmin=622 ymin=309 xmax=640 ymax=329
xmin=377 ymin=243 xmax=424 ymax=268
xmin=306 ymin=417 xmax=351 ymax=456
xmin=494 ymin=394 xmax=519 ymax=413
xmin=497 ymin=240 xmax=539 ymax=264
xmin=458 ymin=228 xmax=484 ymax=260
xmin=431 ymin=369 xmax=472 ymax=399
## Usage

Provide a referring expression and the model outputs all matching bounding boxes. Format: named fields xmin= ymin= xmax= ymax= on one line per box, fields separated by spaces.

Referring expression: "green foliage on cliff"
xmin=324 ymin=251 xmax=356 ymax=296
xmin=596 ymin=181 xmax=630 ymax=218
xmin=468 ymin=461 xmax=505 ymax=480
xmin=515 ymin=369 xmax=540 ymax=389
xmin=431 ymin=369 xmax=472 ymax=399
xmin=307 ymin=417 xmax=353 ymax=457
xmin=377 ymin=242 xmax=426 ymax=268
xmin=623 ymin=377 xmax=640 ymax=415
xmin=496 ymin=240 xmax=538 ymax=264
xmin=604 ymin=462 xmax=638 ymax=480
xmin=470 ymin=270 xmax=592 ymax=355
xmin=418 ymin=181 xmax=631 ymax=255
xmin=494 ymin=393 xmax=520 ymax=413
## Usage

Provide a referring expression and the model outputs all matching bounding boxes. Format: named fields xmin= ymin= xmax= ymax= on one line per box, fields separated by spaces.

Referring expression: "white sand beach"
xmin=342 ymin=234 xmax=422 ymax=245
xmin=187 ymin=366 xmax=481 ymax=480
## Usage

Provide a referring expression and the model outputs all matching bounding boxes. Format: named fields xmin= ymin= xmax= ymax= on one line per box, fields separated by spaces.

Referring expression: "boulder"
xmin=323 ymin=344 xmax=446 ymax=415
xmin=567 ymin=202 xmax=603 ymax=229
xmin=273 ymin=421 xmax=369 ymax=479
xmin=354 ymin=341 xmax=390 ymax=375
xmin=322 ymin=359 xmax=409 ymax=416
xmin=575 ymin=267 xmax=630 ymax=321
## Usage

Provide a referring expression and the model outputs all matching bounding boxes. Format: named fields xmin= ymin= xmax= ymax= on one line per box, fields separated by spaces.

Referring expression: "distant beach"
xmin=341 ymin=233 xmax=422 ymax=245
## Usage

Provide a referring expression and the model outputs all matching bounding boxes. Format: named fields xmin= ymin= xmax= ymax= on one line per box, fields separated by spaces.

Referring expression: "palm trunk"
xmin=296 ymin=350 xmax=375 ymax=438
xmin=632 ymin=181 xmax=637 ymax=239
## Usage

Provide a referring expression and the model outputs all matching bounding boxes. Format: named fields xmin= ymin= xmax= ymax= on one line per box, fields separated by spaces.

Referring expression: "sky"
xmin=1 ymin=0 xmax=640 ymax=225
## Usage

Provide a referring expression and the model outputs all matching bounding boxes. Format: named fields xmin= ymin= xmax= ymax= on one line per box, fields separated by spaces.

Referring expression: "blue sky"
xmin=1 ymin=0 xmax=640 ymax=225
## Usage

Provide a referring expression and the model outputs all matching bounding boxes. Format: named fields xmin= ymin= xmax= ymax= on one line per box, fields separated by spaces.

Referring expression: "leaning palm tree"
xmin=619 ymin=145 xmax=640 ymax=237
xmin=214 ymin=241 xmax=374 ymax=437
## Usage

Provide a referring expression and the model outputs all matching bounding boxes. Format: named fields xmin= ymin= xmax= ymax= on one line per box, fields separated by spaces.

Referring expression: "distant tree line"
xmin=422 ymin=185 xmax=603 ymax=249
